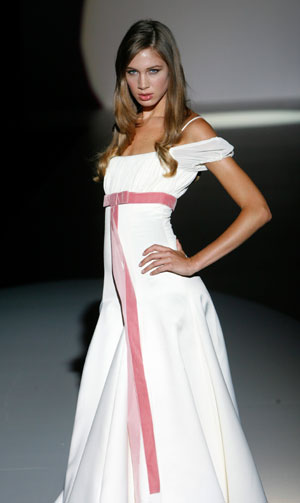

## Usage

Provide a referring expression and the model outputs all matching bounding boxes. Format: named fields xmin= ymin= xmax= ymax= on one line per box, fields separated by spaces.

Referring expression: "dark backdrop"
xmin=4 ymin=1 xmax=300 ymax=321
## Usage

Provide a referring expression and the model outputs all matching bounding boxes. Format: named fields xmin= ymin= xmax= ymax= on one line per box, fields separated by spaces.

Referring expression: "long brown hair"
xmin=94 ymin=19 xmax=192 ymax=182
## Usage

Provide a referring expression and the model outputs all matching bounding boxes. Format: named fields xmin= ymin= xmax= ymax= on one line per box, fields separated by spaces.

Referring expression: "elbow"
xmin=242 ymin=202 xmax=272 ymax=230
xmin=256 ymin=203 xmax=272 ymax=227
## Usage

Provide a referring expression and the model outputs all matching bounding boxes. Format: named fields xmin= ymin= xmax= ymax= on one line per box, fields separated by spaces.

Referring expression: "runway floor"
xmin=0 ymin=279 xmax=299 ymax=503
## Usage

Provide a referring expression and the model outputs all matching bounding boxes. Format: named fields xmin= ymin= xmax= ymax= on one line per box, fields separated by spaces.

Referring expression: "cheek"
xmin=126 ymin=79 xmax=136 ymax=93
xmin=156 ymin=73 xmax=169 ymax=92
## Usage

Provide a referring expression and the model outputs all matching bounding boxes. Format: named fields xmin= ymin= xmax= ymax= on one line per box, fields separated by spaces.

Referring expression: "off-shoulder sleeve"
xmin=169 ymin=136 xmax=234 ymax=172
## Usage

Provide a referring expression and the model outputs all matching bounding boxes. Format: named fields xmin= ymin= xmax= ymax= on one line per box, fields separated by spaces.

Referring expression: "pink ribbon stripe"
xmin=103 ymin=191 xmax=177 ymax=498
xmin=103 ymin=190 xmax=177 ymax=210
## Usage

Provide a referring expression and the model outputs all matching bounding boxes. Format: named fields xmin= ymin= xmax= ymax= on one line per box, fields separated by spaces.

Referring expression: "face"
xmin=125 ymin=47 xmax=169 ymax=110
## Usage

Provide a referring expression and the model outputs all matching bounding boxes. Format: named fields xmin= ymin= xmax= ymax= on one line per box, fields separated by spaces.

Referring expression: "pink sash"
xmin=103 ymin=191 xmax=177 ymax=500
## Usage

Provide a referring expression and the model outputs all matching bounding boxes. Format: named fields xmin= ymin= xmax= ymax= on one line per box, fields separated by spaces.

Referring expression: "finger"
xmin=143 ymin=244 xmax=170 ymax=255
xmin=141 ymin=258 xmax=172 ymax=274
xmin=150 ymin=265 xmax=169 ymax=275
xmin=141 ymin=261 xmax=169 ymax=274
xmin=139 ymin=252 xmax=167 ymax=267
xmin=140 ymin=249 xmax=174 ymax=265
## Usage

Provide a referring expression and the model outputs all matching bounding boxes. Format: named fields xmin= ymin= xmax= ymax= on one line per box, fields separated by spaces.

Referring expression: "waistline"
xmin=103 ymin=191 xmax=177 ymax=211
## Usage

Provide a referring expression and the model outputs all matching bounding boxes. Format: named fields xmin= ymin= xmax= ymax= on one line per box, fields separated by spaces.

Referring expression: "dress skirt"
xmin=53 ymin=191 xmax=267 ymax=503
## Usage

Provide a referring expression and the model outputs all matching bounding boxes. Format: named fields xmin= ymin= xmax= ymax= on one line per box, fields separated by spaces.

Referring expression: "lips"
xmin=138 ymin=93 xmax=153 ymax=100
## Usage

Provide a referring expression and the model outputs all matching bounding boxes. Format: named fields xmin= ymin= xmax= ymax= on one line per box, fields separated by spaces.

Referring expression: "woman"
xmin=54 ymin=19 xmax=271 ymax=503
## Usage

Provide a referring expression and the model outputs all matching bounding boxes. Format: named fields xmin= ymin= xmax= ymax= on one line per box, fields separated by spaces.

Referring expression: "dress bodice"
xmin=103 ymin=135 xmax=234 ymax=200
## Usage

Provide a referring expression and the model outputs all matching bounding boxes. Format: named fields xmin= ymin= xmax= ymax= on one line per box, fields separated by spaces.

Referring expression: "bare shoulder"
xmin=181 ymin=115 xmax=217 ymax=143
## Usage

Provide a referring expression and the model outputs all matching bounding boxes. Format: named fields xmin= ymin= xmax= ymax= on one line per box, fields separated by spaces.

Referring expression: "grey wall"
xmin=13 ymin=1 xmax=299 ymax=320
xmin=81 ymin=0 xmax=300 ymax=107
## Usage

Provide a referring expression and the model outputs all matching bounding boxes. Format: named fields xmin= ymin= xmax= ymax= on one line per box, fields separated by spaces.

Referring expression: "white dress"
xmin=53 ymin=116 xmax=267 ymax=503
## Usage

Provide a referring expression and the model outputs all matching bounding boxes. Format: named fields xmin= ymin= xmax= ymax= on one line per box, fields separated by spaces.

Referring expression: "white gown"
xmin=53 ymin=116 xmax=267 ymax=503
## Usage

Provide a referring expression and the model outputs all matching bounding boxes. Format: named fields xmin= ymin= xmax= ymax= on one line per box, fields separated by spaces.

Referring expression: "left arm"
xmin=139 ymin=156 xmax=272 ymax=276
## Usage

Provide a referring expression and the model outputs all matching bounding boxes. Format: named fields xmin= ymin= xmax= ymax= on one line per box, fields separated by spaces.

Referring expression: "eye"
xmin=126 ymin=69 xmax=160 ymax=75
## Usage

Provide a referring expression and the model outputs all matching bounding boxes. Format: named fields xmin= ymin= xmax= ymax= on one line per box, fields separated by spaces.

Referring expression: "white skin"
xmin=125 ymin=47 xmax=169 ymax=120
xmin=125 ymin=47 xmax=272 ymax=276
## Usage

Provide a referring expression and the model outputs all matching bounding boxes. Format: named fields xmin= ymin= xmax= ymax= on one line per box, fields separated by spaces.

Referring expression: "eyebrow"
xmin=126 ymin=65 xmax=163 ymax=70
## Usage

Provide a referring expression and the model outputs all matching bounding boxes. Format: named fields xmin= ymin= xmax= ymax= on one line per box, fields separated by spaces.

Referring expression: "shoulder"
xmin=181 ymin=115 xmax=217 ymax=143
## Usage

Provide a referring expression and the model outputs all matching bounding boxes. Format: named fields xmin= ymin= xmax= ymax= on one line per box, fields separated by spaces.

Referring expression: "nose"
xmin=138 ymin=72 xmax=150 ymax=90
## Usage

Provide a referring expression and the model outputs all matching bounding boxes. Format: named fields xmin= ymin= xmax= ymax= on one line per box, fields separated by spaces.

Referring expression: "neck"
xmin=139 ymin=93 xmax=167 ymax=121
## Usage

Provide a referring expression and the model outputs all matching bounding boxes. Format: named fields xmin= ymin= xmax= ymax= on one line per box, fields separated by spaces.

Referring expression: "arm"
xmin=139 ymin=118 xmax=272 ymax=276
xmin=187 ymin=155 xmax=272 ymax=274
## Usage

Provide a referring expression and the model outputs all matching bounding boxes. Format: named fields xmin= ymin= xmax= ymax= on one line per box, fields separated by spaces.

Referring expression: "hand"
xmin=139 ymin=238 xmax=196 ymax=276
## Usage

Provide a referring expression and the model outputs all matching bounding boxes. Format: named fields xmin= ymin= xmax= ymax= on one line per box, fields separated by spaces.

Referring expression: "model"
xmin=53 ymin=18 xmax=271 ymax=503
